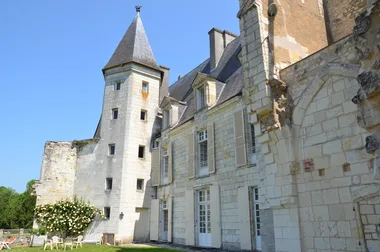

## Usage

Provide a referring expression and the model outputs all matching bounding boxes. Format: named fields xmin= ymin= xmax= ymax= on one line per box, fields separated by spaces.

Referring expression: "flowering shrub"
xmin=35 ymin=197 xmax=104 ymax=237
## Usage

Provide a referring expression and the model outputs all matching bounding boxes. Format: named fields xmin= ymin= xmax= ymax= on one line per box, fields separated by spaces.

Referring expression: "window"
xmin=112 ymin=108 xmax=118 ymax=120
xmin=140 ymin=109 xmax=147 ymax=121
xmin=197 ymin=86 xmax=206 ymax=109
xmin=250 ymin=124 xmax=256 ymax=164
xmin=153 ymin=139 xmax=160 ymax=149
xmin=138 ymin=145 xmax=145 ymax=159
xmin=104 ymin=207 xmax=111 ymax=219
xmin=198 ymin=130 xmax=208 ymax=176
xmin=161 ymin=150 xmax=169 ymax=184
xmin=137 ymin=179 xmax=144 ymax=191
xmin=162 ymin=200 xmax=167 ymax=209
xmin=142 ymin=81 xmax=149 ymax=92
xmin=115 ymin=82 xmax=121 ymax=91
xmin=250 ymin=124 xmax=256 ymax=153
xmin=109 ymin=144 xmax=115 ymax=155
xmin=105 ymin=178 xmax=113 ymax=190
xmin=163 ymin=110 xmax=170 ymax=129
xmin=198 ymin=188 xmax=211 ymax=234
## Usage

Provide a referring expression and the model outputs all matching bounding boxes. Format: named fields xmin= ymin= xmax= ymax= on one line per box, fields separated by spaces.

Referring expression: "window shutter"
xmin=149 ymin=199 xmax=159 ymax=241
xmin=210 ymin=184 xmax=221 ymax=248
xmin=238 ymin=186 xmax=252 ymax=250
xmin=185 ymin=190 xmax=195 ymax=245
xmin=168 ymin=142 xmax=173 ymax=184
xmin=168 ymin=196 xmax=173 ymax=242
xmin=151 ymin=148 xmax=160 ymax=186
xmin=234 ymin=110 xmax=247 ymax=167
xmin=208 ymin=123 xmax=216 ymax=174
xmin=188 ymin=133 xmax=195 ymax=178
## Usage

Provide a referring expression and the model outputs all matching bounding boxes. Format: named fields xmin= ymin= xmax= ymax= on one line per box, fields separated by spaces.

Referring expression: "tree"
xmin=0 ymin=180 xmax=37 ymax=229
xmin=34 ymin=197 xmax=103 ymax=237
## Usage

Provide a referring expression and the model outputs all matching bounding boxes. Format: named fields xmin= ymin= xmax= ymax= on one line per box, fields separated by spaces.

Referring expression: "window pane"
xmin=200 ymin=141 xmax=208 ymax=167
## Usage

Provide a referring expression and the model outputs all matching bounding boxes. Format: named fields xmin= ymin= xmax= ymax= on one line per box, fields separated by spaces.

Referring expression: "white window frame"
xmin=197 ymin=86 xmax=206 ymax=110
xmin=142 ymin=81 xmax=149 ymax=93
xmin=161 ymin=150 xmax=169 ymax=184
xmin=197 ymin=188 xmax=211 ymax=246
xmin=198 ymin=130 xmax=208 ymax=176
xmin=253 ymin=187 xmax=261 ymax=250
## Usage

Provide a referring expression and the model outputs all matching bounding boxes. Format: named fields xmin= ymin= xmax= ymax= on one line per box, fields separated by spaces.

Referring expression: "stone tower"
xmin=73 ymin=7 xmax=163 ymax=243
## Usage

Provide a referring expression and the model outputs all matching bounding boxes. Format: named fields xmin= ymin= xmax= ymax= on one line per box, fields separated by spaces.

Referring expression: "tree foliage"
xmin=35 ymin=197 xmax=103 ymax=237
xmin=0 ymin=180 xmax=37 ymax=229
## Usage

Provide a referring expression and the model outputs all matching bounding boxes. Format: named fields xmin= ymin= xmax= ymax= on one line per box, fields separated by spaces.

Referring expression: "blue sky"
xmin=0 ymin=1 xmax=240 ymax=192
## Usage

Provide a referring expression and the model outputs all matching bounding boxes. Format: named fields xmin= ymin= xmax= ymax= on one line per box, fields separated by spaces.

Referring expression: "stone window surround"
xmin=140 ymin=109 xmax=147 ymax=121
xmin=138 ymin=145 xmax=145 ymax=159
xmin=108 ymin=144 xmax=115 ymax=156
xmin=105 ymin=177 xmax=113 ymax=191
xmin=114 ymin=81 xmax=121 ymax=91
xmin=103 ymin=206 xmax=111 ymax=219
xmin=136 ymin=178 xmax=144 ymax=191
xmin=142 ymin=81 xmax=149 ymax=93
xmin=112 ymin=108 xmax=118 ymax=120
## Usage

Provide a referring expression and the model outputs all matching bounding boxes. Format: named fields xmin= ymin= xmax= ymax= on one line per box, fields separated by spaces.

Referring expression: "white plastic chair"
xmin=73 ymin=235 xmax=83 ymax=249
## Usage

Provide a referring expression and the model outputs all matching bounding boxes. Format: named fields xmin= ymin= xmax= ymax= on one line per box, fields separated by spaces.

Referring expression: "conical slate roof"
xmin=103 ymin=12 xmax=159 ymax=71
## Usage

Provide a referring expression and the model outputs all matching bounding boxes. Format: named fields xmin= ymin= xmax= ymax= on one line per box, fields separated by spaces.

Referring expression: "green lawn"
xmin=8 ymin=245 xmax=184 ymax=252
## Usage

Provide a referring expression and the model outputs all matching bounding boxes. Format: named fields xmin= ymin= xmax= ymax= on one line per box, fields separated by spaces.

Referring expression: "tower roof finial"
xmin=135 ymin=5 xmax=141 ymax=13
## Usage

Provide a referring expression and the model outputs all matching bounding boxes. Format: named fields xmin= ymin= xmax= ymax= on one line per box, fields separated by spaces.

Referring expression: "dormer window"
xmin=142 ymin=81 xmax=149 ymax=93
xmin=197 ymin=86 xmax=206 ymax=110
xmin=163 ymin=109 xmax=171 ymax=129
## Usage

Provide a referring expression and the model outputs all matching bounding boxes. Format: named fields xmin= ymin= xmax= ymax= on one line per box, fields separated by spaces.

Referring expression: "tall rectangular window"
xmin=112 ymin=108 xmax=118 ymax=119
xmin=138 ymin=145 xmax=145 ymax=159
xmin=163 ymin=110 xmax=170 ymax=129
xmin=140 ymin=109 xmax=147 ymax=121
xmin=198 ymin=86 xmax=205 ymax=109
xmin=198 ymin=130 xmax=208 ymax=176
xmin=137 ymin=179 xmax=144 ymax=191
xmin=251 ymin=124 xmax=256 ymax=153
xmin=115 ymin=82 xmax=121 ymax=91
xmin=161 ymin=150 xmax=169 ymax=184
xmin=109 ymin=144 xmax=115 ymax=155
xmin=142 ymin=81 xmax=149 ymax=92
xmin=105 ymin=178 xmax=113 ymax=190
xmin=104 ymin=207 xmax=111 ymax=219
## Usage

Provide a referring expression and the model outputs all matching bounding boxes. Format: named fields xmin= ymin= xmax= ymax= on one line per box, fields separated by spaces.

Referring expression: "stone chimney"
xmin=209 ymin=28 xmax=238 ymax=69
xmin=159 ymin=65 xmax=170 ymax=104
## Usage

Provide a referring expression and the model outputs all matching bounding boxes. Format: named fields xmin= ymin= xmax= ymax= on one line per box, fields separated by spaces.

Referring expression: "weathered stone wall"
xmin=34 ymin=142 xmax=77 ymax=206
xmin=359 ymin=196 xmax=380 ymax=252
xmin=323 ymin=0 xmax=367 ymax=44
xmin=246 ymin=0 xmax=328 ymax=71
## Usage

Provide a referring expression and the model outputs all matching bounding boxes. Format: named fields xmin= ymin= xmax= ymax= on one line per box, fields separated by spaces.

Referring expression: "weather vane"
xmin=135 ymin=5 xmax=141 ymax=13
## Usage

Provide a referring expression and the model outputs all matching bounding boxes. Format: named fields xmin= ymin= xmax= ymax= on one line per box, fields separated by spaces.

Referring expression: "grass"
xmin=8 ymin=245 xmax=184 ymax=252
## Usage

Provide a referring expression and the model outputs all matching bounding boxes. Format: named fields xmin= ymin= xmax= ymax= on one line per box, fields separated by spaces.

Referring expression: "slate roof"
xmin=103 ymin=13 xmax=159 ymax=71
xmin=168 ymin=37 xmax=243 ymax=127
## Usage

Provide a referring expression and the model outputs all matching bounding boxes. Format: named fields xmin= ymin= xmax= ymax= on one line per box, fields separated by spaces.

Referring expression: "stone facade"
xmin=35 ymin=1 xmax=380 ymax=251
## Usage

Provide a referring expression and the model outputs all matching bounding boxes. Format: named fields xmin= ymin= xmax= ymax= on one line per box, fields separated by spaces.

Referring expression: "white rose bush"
xmin=35 ymin=197 xmax=104 ymax=237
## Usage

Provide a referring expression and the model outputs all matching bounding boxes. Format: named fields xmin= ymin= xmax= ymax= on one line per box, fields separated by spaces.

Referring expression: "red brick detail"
xmin=304 ymin=158 xmax=314 ymax=172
